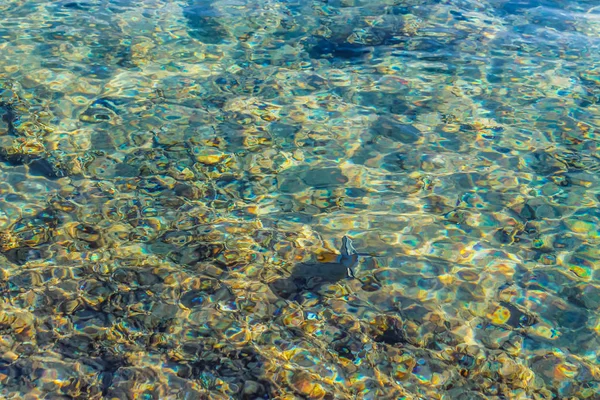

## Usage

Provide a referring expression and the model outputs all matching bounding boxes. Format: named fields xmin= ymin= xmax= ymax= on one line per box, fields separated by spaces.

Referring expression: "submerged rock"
xmin=28 ymin=157 xmax=69 ymax=179
xmin=183 ymin=2 xmax=229 ymax=44
xmin=372 ymin=115 xmax=421 ymax=143
xmin=1 ymin=208 xmax=58 ymax=265
xmin=307 ymin=38 xmax=373 ymax=60
xmin=301 ymin=167 xmax=348 ymax=188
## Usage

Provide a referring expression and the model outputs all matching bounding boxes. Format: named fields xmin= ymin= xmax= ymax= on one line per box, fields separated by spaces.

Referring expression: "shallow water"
xmin=1 ymin=0 xmax=600 ymax=398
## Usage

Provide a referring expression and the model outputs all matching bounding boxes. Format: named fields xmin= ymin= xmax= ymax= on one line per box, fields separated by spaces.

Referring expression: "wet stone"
xmin=519 ymin=203 xmax=536 ymax=221
xmin=372 ymin=319 xmax=406 ymax=345
xmin=1 ymin=1 xmax=600 ymax=399
xmin=114 ymin=162 xmax=139 ymax=178
xmin=300 ymin=167 xmax=348 ymax=188
xmin=91 ymin=130 xmax=116 ymax=151
xmin=168 ymin=243 xmax=224 ymax=266
xmin=3 ymin=247 xmax=46 ymax=265
xmin=70 ymin=223 xmax=103 ymax=248
xmin=561 ymin=285 xmax=597 ymax=312
xmin=372 ymin=115 xmax=421 ymax=144
xmin=180 ymin=290 xmax=208 ymax=309
xmin=57 ymin=335 xmax=96 ymax=359
xmin=183 ymin=2 xmax=229 ymax=44
xmin=553 ymin=305 xmax=589 ymax=330
xmin=380 ymin=151 xmax=413 ymax=172
xmin=358 ymin=92 xmax=411 ymax=115
xmin=28 ymin=157 xmax=68 ymax=179
xmin=307 ymin=38 xmax=372 ymax=60
xmin=79 ymin=105 xmax=116 ymax=124
xmin=525 ymin=150 xmax=567 ymax=176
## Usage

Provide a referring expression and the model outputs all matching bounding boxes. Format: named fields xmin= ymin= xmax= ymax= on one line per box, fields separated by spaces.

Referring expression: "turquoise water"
xmin=1 ymin=0 xmax=600 ymax=398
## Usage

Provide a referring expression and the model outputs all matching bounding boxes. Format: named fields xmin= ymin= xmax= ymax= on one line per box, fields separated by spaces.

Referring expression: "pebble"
xmin=301 ymin=167 xmax=349 ymax=188
xmin=372 ymin=115 xmax=422 ymax=144
xmin=0 ymin=2 xmax=598 ymax=399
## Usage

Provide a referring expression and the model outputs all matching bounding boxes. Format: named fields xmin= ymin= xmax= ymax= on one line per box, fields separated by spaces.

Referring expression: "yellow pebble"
xmin=195 ymin=154 xmax=224 ymax=165
xmin=565 ymin=220 xmax=598 ymax=237
xmin=487 ymin=305 xmax=511 ymax=325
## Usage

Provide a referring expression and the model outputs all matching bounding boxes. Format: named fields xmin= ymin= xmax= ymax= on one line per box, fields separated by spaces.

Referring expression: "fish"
xmin=339 ymin=235 xmax=358 ymax=279
xmin=270 ymin=235 xmax=361 ymax=299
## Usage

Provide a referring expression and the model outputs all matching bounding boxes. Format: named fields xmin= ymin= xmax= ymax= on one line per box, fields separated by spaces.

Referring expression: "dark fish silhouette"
xmin=339 ymin=235 xmax=359 ymax=278
xmin=270 ymin=235 xmax=360 ymax=299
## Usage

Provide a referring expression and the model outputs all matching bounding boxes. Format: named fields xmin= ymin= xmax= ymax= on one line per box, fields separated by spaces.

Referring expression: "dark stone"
xmin=91 ymin=130 xmax=115 ymax=151
xmin=502 ymin=0 xmax=542 ymax=15
xmin=520 ymin=203 xmax=536 ymax=221
xmin=553 ymin=234 xmax=580 ymax=251
xmin=137 ymin=271 xmax=162 ymax=287
xmin=410 ymin=38 xmax=446 ymax=52
xmin=289 ymin=75 xmax=328 ymax=96
xmin=86 ymin=64 xmax=114 ymax=80
xmin=72 ymin=223 xmax=103 ymax=248
xmin=269 ymin=278 xmax=299 ymax=299
xmin=494 ymin=228 xmax=515 ymax=245
xmin=423 ymin=195 xmax=454 ymax=214
xmin=402 ymin=302 xmax=432 ymax=322
xmin=498 ymin=301 xmax=537 ymax=328
xmin=345 ymin=187 xmax=368 ymax=197
xmin=301 ymin=167 xmax=348 ymax=188
xmin=452 ymin=173 xmax=483 ymax=190
xmin=372 ymin=116 xmax=421 ymax=143
xmin=307 ymin=39 xmax=372 ymax=60
xmin=0 ymin=149 xmax=36 ymax=166
xmin=3 ymin=247 xmax=45 ymax=265
xmin=526 ymin=150 xmax=566 ymax=176
xmin=72 ymin=309 xmax=112 ymax=329
xmin=168 ymin=243 xmax=224 ymax=266
xmin=180 ymin=290 xmax=206 ymax=308
xmin=332 ymin=343 xmax=355 ymax=361
xmin=57 ymin=335 xmax=95 ymax=359
xmin=566 ymin=284 xmax=600 ymax=310
xmin=535 ymin=203 xmax=561 ymax=219
xmin=111 ymin=269 xmax=140 ymax=285
xmin=277 ymin=174 xmax=305 ymax=193
xmin=173 ymin=183 xmax=203 ymax=199
xmin=5 ymin=193 xmax=26 ymax=202
xmin=269 ymin=122 xmax=300 ymax=145
xmin=357 ymin=92 xmax=410 ymax=115
xmin=30 ymin=207 xmax=58 ymax=228
xmin=0 ymin=101 xmax=17 ymax=136
xmin=374 ymin=324 xmax=406 ymax=345
xmin=114 ymin=162 xmax=139 ymax=178
xmin=183 ymin=2 xmax=229 ymax=44
xmin=437 ymin=131 xmax=461 ymax=151
xmin=554 ymin=306 xmax=588 ymax=329
xmin=28 ymin=158 xmax=66 ymax=179
xmin=63 ymin=2 xmax=92 ymax=10
xmin=137 ymin=177 xmax=168 ymax=194
xmin=79 ymin=106 xmax=115 ymax=123
xmin=0 ymin=364 xmax=25 ymax=380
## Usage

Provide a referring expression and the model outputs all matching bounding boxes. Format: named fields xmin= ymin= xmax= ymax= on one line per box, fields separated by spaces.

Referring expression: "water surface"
xmin=1 ymin=0 xmax=600 ymax=398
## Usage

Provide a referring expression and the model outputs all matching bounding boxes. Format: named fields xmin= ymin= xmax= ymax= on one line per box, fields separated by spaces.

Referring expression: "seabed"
xmin=1 ymin=0 xmax=600 ymax=399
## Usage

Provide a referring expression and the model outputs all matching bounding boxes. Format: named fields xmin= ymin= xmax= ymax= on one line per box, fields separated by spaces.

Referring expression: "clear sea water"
xmin=1 ymin=0 xmax=600 ymax=398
